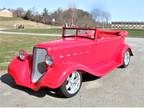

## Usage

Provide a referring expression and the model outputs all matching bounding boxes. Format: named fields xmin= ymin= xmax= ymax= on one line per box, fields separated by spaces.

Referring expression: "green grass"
xmin=113 ymin=29 xmax=144 ymax=38
xmin=0 ymin=34 xmax=59 ymax=70
xmin=126 ymin=29 xmax=144 ymax=37
xmin=0 ymin=17 xmax=22 ymax=21
xmin=4 ymin=28 xmax=62 ymax=34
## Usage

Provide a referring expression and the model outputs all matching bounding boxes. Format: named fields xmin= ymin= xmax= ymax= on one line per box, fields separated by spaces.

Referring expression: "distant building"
xmin=112 ymin=22 xmax=144 ymax=29
xmin=0 ymin=9 xmax=13 ymax=17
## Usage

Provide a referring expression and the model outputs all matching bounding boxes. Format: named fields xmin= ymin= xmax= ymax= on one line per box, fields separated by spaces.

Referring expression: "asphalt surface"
xmin=0 ymin=37 xmax=144 ymax=107
xmin=0 ymin=30 xmax=61 ymax=36
xmin=0 ymin=27 xmax=61 ymax=37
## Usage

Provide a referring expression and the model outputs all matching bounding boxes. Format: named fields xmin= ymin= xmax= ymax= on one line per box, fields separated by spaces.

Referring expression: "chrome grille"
xmin=32 ymin=48 xmax=47 ymax=82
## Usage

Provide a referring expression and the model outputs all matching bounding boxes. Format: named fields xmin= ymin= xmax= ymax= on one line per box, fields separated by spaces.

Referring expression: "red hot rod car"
xmin=8 ymin=27 xmax=133 ymax=98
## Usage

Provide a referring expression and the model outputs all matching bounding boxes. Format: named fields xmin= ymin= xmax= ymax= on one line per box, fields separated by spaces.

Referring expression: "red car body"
xmin=8 ymin=27 xmax=133 ymax=92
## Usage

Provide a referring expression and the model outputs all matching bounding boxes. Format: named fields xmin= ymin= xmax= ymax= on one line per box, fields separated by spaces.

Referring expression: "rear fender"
xmin=40 ymin=63 xmax=92 ymax=89
xmin=116 ymin=44 xmax=133 ymax=64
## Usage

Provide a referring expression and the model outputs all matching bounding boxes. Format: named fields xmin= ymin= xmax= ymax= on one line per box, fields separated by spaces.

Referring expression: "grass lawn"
xmin=0 ymin=34 xmax=59 ymax=70
xmin=112 ymin=29 xmax=144 ymax=38
xmin=4 ymin=28 xmax=62 ymax=34
xmin=126 ymin=29 xmax=144 ymax=37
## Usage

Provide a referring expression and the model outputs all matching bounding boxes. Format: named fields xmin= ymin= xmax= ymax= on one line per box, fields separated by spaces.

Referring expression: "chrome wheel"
xmin=124 ymin=51 xmax=130 ymax=66
xmin=66 ymin=71 xmax=81 ymax=95
xmin=59 ymin=71 xmax=82 ymax=98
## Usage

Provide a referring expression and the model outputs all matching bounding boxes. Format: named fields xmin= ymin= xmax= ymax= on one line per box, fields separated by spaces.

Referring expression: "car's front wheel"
xmin=121 ymin=49 xmax=131 ymax=68
xmin=58 ymin=71 xmax=82 ymax=98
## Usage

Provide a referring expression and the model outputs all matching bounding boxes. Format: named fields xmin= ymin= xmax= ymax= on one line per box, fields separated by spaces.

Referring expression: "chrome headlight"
xmin=45 ymin=55 xmax=53 ymax=66
xmin=19 ymin=50 xmax=25 ymax=61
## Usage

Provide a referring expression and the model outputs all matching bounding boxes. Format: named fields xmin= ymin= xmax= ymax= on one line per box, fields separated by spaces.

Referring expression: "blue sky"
xmin=0 ymin=0 xmax=144 ymax=21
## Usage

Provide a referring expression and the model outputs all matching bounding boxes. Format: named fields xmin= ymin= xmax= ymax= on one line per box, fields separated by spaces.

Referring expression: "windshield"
xmin=63 ymin=28 xmax=96 ymax=40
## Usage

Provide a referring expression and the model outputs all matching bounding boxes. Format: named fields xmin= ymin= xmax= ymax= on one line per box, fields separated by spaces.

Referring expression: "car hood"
xmin=35 ymin=37 xmax=94 ymax=49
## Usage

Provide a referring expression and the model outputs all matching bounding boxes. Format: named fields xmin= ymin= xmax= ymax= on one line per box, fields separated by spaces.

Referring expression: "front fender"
xmin=39 ymin=62 xmax=92 ymax=89
xmin=8 ymin=55 xmax=34 ymax=89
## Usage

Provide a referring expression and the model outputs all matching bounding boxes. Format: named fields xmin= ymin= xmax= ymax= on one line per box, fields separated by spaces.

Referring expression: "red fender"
xmin=116 ymin=44 xmax=133 ymax=65
xmin=8 ymin=56 xmax=34 ymax=89
xmin=39 ymin=62 xmax=92 ymax=89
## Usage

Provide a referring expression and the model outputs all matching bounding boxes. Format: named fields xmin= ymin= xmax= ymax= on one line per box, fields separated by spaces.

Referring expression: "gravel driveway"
xmin=0 ymin=37 xmax=144 ymax=107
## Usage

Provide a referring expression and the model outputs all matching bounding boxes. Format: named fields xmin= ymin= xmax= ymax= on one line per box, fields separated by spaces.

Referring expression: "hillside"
xmin=0 ymin=17 xmax=59 ymax=29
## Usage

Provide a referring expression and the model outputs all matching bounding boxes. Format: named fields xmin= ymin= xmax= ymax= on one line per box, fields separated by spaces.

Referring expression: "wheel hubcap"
xmin=124 ymin=51 xmax=130 ymax=66
xmin=66 ymin=71 xmax=81 ymax=94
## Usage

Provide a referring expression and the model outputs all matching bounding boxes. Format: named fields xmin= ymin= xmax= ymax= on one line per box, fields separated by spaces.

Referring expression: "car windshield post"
xmin=76 ymin=29 xmax=78 ymax=37
xmin=94 ymin=29 xmax=97 ymax=40
xmin=62 ymin=27 xmax=65 ymax=38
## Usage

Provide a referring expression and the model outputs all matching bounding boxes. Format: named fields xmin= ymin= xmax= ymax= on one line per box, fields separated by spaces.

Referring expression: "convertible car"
xmin=8 ymin=27 xmax=133 ymax=98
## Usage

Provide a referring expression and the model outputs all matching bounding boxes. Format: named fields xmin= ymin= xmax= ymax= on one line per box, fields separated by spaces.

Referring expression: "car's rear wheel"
xmin=58 ymin=71 xmax=82 ymax=98
xmin=121 ymin=49 xmax=131 ymax=68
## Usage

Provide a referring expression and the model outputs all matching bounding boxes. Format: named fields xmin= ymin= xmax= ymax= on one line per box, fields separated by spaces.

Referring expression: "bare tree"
xmin=91 ymin=8 xmax=111 ymax=28
xmin=14 ymin=8 xmax=25 ymax=17
xmin=51 ymin=8 xmax=63 ymax=25
xmin=11 ymin=7 xmax=98 ymax=27
xmin=68 ymin=2 xmax=78 ymax=26
xmin=91 ymin=9 xmax=101 ymax=27
xmin=104 ymin=12 xmax=111 ymax=27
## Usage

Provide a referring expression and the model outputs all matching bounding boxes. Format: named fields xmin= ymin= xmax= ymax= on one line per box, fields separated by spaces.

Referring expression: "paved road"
xmin=0 ymin=38 xmax=144 ymax=107
xmin=0 ymin=27 xmax=61 ymax=37
xmin=0 ymin=30 xmax=61 ymax=36
xmin=0 ymin=27 xmax=7 ymax=31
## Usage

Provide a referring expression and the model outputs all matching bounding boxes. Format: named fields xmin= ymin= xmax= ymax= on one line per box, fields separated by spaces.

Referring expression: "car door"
xmin=92 ymin=36 xmax=122 ymax=67
xmin=69 ymin=42 xmax=94 ymax=68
